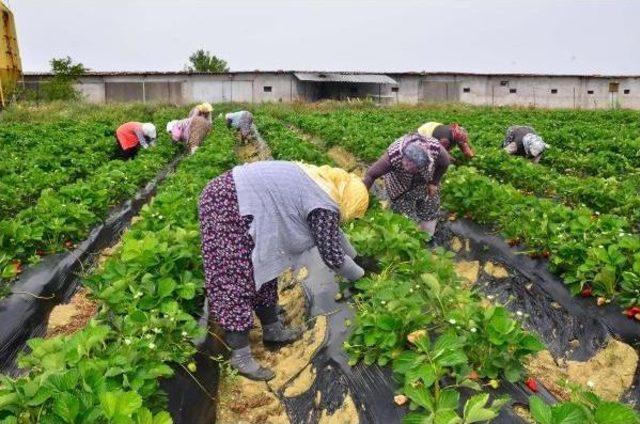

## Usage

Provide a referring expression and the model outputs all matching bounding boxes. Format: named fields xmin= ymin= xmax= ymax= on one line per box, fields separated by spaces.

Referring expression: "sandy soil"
xmin=527 ymin=339 xmax=638 ymax=401
xmin=46 ymin=287 xmax=99 ymax=338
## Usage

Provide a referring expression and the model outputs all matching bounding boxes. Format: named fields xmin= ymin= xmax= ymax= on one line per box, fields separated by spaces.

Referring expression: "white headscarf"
xmin=523 ymin=133 xmax=549 ymax=157
xmin=142 ymin=123 xmax=157 ymax=140
xmin=166 ymin=120 xmax=178 ymax=133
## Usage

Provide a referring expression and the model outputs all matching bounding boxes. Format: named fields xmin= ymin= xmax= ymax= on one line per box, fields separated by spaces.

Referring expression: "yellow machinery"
xmin=0 ymin=1 xmax=20 ymax=106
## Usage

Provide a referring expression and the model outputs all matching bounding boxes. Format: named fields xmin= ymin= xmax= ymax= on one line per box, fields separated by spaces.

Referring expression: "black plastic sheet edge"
xmin=442 ymin=217 xmax=640 ymax=345
xmin=0 ymin=155 xmax=183 ymax=374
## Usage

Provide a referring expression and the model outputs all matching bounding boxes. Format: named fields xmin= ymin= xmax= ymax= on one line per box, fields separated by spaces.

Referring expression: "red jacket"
xmin=116 ymin=122 xmax=144 ymax=150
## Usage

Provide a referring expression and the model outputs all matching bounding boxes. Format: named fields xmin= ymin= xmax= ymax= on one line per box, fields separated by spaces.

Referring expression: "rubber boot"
xmin=256 ymin=304 xmax=301 ymax=347
xmin=226 ymin=331 xmax=274 ymax=381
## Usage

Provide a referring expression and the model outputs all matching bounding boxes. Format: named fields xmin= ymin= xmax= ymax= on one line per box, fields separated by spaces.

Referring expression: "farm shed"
xmin=293 ymin=71 xmax=397 ymax=103
xmin=22 ymin=70 xmax=640 ymax=109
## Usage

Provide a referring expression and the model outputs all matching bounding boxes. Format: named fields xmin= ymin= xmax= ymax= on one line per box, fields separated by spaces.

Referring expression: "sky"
xmin=9 ymin=0 xmax=640 ymax=75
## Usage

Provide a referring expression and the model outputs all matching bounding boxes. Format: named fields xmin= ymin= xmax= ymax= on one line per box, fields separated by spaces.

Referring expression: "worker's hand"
xmin=337 ymin=257 xmax=365 ymax=282
xmin=427 ymin=184 xmax=438 ymax=197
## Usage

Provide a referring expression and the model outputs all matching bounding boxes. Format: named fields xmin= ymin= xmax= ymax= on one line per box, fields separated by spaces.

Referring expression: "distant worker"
xmin=189 ymin=102 xmax=214 ymax=124
xmin=166 ymin=114 xmax=212 ymax=155
xmin=199 ymin=161 xmax=368 ymax=380
xmin=114 ymin=122 xmax=156 ymax=160
xmin=364 ymin=133 xmax=450 ymax=237
xmin=225 ymin=110 xmax=254 ymax=143
xmin=418 ymin=122 xmax=475 ymax=160
xmin=502 ymin=125 xmax=549 ymax=163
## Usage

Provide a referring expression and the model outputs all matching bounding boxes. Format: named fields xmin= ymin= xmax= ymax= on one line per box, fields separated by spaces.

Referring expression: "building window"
xmin=463 ymin=87 xmax=471 ymax=93
xmin=551 ymin=89 xmax=558 ymax=94
xmin=609 ymin=82 xmax=619 ymax=93
xmin=587 ymin=90 xmax=594 ymax=94
xmin=509 ymin=88 xmax=517 ymax=94
xmin=624 ymin=89 xmax=630 ymax=94
xmin=391 ymin=87 xmax=399 ymax=92
xmin=263 ymin=86 xmax=272 ymax=93
xmin=500 ymin=80 xmax=509 ymax=86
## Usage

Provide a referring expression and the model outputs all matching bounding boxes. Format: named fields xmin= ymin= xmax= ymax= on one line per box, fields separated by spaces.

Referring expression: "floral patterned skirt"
xmin=199 ymin=171 xmax=277 ymax=332
xmin=389 ymin=185 xmax=440 ymax=223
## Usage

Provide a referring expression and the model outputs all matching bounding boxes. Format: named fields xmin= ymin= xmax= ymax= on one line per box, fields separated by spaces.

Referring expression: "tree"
xmin=186 ymin=49 xmax=229 ymax=73
xmin=42 ymin=56 xmax=87 ymax=101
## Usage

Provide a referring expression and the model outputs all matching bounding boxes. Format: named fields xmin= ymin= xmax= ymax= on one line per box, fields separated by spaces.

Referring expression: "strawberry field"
xmin=0 ymin=104 xmax=189 ymax=297
xmin=1 ymin=102 xmax=640 ymax=424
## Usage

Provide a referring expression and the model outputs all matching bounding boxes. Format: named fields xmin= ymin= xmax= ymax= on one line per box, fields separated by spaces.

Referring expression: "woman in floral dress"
xmin=364 ymin=133 xmax=450 ymax=237
xmin=199 ymin=161 xmax=368 ymax=380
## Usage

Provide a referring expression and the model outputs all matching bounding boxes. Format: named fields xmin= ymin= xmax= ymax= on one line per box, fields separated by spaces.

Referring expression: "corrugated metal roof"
xmin=293 ymin=72 xmax=397 ymax=84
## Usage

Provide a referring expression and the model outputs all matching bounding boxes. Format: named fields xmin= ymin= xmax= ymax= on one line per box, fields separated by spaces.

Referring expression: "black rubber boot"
xmin=255 ymin=304 xmax=301 ymax=347
xmin=262 ymin=321 xmax=302 ymax=347
xmin=226 ymin=331 xmax=275 ymax=381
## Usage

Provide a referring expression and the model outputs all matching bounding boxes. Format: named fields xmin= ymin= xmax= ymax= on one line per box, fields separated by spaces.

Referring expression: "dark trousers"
xmin=114 ymin=138 xmax=139 ymax=160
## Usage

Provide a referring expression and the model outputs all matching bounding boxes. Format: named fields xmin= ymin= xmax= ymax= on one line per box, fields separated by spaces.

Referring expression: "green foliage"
xmin=252 ymin=108 xmax=541 ymax=422
xmin=529 ymin=390 xmax=640 ymax=424
xmin=0 ymin=118 xmax=235 ymax=422
xmin=185 ymin=49 xmax=229 ymax=73
xmin=262 ymin=103 xmax=640 ymax=305
xmin=41 ymin=56 xmax=87 ymax=101
xmin=0 ymin=104 xmax=187 ymax=296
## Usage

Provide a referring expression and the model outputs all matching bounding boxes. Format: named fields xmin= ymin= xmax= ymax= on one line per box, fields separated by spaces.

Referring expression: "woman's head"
xmin=166 ymin=120 xmax=178 ymax=133
xmin=297 ymin=163 xmax=369 ymax=221
xmin=197 ymin=102 xmax=213 ymax=116
xmin=402 ymin=142 xmax=431 ymax=174
xmin=450 ymin=124 xmax=474 ymax=158
xmin=523 ymin=133 xmax=549 ymax=157
xmin=141 ymin=123 xmax=157 ymax=141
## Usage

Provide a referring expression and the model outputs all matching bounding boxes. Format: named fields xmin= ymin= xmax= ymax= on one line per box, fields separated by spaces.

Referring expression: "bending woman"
xmin=418 ymin=122 xmax=474 ymax=160
xmin=166 ymin=115 xmax=212 ymax=154
xmin=199 ymin=161 xmax=368 ymax=380
xmin=364 ymin=133 xmax=449 ymax=236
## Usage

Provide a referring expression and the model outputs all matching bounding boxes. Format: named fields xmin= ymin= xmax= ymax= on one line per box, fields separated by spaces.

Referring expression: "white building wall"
xmin=30 ymin=72 xmax=640 ymax=110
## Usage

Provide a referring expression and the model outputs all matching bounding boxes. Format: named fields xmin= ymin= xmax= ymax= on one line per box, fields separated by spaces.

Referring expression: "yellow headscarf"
xmin=196 ymin=102 xmax=213 ymax=113
xmin=297 ymin=163 xmax=369 ymax=221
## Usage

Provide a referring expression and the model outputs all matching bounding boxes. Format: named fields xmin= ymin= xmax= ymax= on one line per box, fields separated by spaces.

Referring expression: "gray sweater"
xmin=233 ymin=161 xmax=362 ymax=289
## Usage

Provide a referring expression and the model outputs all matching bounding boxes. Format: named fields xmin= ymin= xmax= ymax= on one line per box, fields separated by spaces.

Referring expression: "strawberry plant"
xmin=0 ymin=104 xmax=193 ymax=296
xmin=0 ymin=118 xmax=235 ymax=422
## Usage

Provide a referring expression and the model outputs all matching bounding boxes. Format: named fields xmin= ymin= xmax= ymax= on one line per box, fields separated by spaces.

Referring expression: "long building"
xmin=22 ymin=70 xmax=640 ymax=109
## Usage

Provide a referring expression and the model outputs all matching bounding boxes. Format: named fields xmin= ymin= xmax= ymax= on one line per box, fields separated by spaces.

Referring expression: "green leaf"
xmin=157 ymin=278 xmax=176 ymax=298
xmin=404 ymin=384 xmax=434 ymax=412
xmin=437 ymin=389 xmax=460 ymax=411
xmin=177 ymin=282 xmax=196 ymax=299
xmin=434 ymin=408 xmax=462 ymax=424
xmin=152 ymin=411 xmax=173 ymax=424
xmin=100 ymin=390 xmax=143 ymax=419
xmin=52 ymin=393 xmax=80 ymax=423
xmin=594 ymin=402 xmax=639 ymax=424
xmin=529 ymin=396 xmax=552 ymax=424
xmin=551 ymin=402 xmax=588 ymax=424
xmin=462 ymin=393 xmax=499 ymax=423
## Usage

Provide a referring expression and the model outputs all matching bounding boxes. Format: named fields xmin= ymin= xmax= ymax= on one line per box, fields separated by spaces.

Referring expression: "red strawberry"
xmin=65 ymin=240 xmax=74 ymax=249
xmin=36 ymin=249 xmax=47 ymax=256
xmin=525 ymin=377 xmax=538 ymax=392
xmin=580 ymin=287 xmax=592 ymax=298
xmin=625 ymin=307 xmax=640 ymax=319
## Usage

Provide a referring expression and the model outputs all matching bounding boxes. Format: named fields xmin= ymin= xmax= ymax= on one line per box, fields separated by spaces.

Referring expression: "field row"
xmin=0 ymin=106 xmax=194 ymax=295
xmin=0 ymin=118 xmax=237 ymax=422
xmin=255 ymin=111 xmax=637 ymax=423
xmin=257 ymin=105 xmax=640 ymax=306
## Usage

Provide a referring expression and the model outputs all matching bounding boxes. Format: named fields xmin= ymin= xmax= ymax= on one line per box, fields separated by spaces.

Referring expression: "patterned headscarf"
xmin=523 ymin=133 xmax=549 ymax=157
xmin=450 ymin=123 xmax=474 ymax=158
